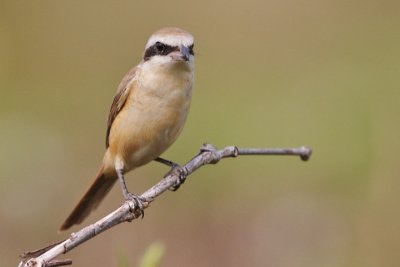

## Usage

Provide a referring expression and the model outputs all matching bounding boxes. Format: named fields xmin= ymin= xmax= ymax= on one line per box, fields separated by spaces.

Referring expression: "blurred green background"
xmin=1 ymin=0 xmax=400 ymax=266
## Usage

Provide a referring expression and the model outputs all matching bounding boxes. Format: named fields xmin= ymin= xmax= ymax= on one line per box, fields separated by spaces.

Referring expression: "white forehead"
xmin=145 ymin=27 xmax=194 ymax=49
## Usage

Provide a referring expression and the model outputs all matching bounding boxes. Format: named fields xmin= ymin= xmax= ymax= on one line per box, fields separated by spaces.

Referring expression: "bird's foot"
xmin=164 ymin=163 xmax=188 ymax=191
xmin=124 ymin=193 xmax=145 ymax=218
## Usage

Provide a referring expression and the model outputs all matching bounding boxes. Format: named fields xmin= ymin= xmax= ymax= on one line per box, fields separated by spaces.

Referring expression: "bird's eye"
xmin=155 ymin=42 xmax=165 ymax=52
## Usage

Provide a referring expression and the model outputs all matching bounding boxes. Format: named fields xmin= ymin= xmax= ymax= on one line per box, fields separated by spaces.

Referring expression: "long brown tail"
xmin=59 ymin=165 xmax=117 ymax=231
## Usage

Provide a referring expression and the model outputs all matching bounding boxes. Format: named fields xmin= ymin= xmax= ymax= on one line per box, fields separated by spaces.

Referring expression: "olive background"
xmin=1 ymin=1 xmax=400 ymax=266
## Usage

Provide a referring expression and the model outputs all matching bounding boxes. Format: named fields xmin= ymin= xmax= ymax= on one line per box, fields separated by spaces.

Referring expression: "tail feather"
xmin=59 ymin=166 xmax=117 ymax=231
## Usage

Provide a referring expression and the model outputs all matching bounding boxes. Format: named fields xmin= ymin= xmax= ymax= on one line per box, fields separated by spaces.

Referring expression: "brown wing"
xmin=105 ymin=67 xmax=137 ymax=147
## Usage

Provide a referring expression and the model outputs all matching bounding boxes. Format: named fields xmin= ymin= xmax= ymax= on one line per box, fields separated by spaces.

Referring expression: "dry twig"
xmin=18 ymin=143 xmax=312 ymax=267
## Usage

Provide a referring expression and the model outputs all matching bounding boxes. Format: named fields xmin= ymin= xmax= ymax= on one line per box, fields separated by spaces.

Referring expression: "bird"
xmin=60 ymin=27 xmax=195 ymax=231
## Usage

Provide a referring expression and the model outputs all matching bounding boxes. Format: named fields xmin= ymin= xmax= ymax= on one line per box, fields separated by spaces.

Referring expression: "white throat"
xmin=137 ymin=57 xmax=194 ymax=98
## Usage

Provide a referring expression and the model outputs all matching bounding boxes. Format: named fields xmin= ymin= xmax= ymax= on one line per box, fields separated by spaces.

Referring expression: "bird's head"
xmin=143 ymin=27 xmax=194 ymax=68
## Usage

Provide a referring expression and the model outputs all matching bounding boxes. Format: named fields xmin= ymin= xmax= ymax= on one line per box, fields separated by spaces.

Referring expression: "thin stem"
xmin=238 ymin=146 xmax=312 ymax=161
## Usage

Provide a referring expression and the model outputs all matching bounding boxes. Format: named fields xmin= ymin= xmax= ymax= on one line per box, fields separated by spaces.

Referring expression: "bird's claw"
xmin=125 ymin=193 xmax=145 ymax=218
xmin=164 ymin=163 xmax=188 ymax=191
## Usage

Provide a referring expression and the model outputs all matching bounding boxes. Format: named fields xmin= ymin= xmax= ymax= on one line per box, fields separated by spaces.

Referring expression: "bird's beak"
xmin=179 ymin=45 xmax=190 ymax=61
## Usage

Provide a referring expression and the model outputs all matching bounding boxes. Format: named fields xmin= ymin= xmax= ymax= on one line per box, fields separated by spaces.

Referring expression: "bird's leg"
xmin=116 ymin=168 xmax=144 ymax=218
xmin=154 ymin=157 xmax=177 ymax=167
xmin=154 ymin=157 xmax=188 ymax=191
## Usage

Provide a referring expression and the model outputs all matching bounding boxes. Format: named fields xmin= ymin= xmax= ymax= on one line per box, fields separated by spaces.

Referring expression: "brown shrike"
xmin=60 ymin=27 xmax=195 ymax=231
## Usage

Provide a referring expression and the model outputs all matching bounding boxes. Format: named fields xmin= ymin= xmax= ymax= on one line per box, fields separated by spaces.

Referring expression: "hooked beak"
xmin=179 ymin=45 xmax=190 ymax=61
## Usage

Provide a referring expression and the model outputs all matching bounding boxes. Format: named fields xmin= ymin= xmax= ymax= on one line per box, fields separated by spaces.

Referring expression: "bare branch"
xmin=237 ymin=146 xmax=312 ymax=161
xmin=18 ymin=143 xmax=312 ymax=267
